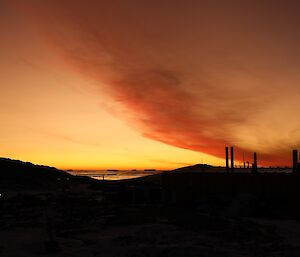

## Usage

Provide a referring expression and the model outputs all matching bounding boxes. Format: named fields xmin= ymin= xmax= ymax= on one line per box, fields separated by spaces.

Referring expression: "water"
xmin=66 ymin=167 xmax=292 ymax=181
xmin=66 ymin=169 xmax=164 ymax=180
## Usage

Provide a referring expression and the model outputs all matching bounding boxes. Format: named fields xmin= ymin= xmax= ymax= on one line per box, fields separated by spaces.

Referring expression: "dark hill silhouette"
xmin=172 ymin=163 xmax=214 ymax=173
xmin=1 ymin=159 xmax=300 ymax=256
xmin=0 ymin=158 xmax=96 ymax=190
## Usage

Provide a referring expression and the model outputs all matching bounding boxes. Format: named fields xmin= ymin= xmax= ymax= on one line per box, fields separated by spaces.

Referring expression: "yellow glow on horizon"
xmin=0 ymin=21 xmax=223 ymax=170
xmin=3 ymin=1 xmax=297 ymax=168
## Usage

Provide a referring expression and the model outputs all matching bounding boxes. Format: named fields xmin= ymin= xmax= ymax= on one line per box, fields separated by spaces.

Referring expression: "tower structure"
xmin=293 ymin=149 xmax=298 ymax=173
xmin=230 ymin=146 xmax=234 ymax=172
xmin=225 ymin=147 xmax=229 ymax=172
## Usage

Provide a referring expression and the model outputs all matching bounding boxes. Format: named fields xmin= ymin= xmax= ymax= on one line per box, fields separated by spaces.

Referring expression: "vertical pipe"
xmin=293 ymin=149 xmax=298 ymax=173
xmin=252 ymin=152 xmax=258 ymax=173
xmin=230 ymin=146 xmax=234 ymax=172
xmin=225 ymin=147 xmax=229 ymax=172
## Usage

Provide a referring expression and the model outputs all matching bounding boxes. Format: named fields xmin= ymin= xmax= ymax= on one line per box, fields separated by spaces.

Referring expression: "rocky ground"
xmin=1 ymin=159 xmax=300 ymax=257
xmin=1 ymin=192 xmax=300 ymax=257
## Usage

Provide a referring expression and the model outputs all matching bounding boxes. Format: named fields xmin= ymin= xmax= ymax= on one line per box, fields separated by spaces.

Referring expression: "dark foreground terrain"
xmin=1 ymin=159 xmax=300 ymax=257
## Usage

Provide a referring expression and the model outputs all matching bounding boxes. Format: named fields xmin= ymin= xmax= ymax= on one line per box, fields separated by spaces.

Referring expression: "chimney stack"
xmin=225 ymin=147 xmax=229 ymax=172
xmin=252 ymin=152 xmax=258 ymax=173
xmin=292 ymin=149 xmax=298 ymax=173
xmin=230 ymin=146 xmax=234 ymax=172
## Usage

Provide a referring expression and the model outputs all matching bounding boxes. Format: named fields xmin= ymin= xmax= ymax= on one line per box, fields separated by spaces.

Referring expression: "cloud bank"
xmin=15 ymin=0 xmax=300 ymax=165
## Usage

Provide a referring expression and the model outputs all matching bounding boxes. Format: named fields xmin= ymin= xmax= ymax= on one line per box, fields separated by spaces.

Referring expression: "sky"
xmin=1 ymin=0 xmax=300 ymax=169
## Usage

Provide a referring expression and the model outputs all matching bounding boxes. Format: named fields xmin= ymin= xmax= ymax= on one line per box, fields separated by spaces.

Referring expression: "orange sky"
xmin=1 ymin=1 xmax=300 ymax=169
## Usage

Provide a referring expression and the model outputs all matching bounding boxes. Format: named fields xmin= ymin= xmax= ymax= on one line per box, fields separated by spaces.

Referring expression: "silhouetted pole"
xmin=252 ymin=152 xmax=258 ymax=173
xmin=225 ymin=147 xmax=229 ymax=172
xmin=230 ymin=146 xmax=234 ymax=172
xmin=292 ymin=149 xmax=298 ymax=173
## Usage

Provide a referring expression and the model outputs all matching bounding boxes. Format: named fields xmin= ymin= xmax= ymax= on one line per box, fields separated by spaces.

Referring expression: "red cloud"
xmin=13 ymin=0 xmax=300 ymax=166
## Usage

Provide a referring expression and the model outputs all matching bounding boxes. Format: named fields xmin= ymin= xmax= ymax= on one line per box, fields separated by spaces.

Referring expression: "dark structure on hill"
xmin=156 ymin=148 xmax=300 ymax=217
